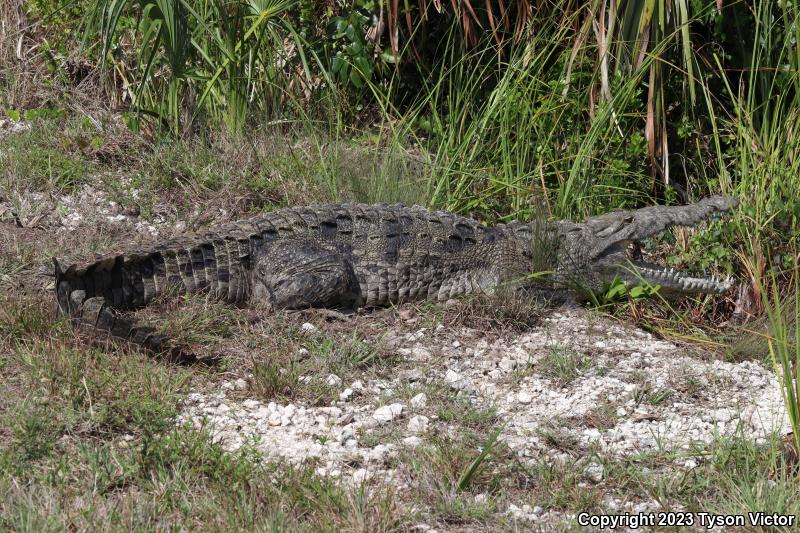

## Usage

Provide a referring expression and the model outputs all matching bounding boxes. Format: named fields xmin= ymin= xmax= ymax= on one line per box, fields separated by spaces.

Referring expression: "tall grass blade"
xmin=457 ymin=426 xmax=502 ymax=491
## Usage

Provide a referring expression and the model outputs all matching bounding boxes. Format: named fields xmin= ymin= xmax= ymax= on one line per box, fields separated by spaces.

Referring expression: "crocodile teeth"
xmin=632 ymin=263 xmax=733 ymax=293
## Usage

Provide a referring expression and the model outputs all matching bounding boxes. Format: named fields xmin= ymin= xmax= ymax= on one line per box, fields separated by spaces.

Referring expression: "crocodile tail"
xmin=54 ymin=250 xmax=166 ymax=315
xmin=53 ymin=233 xmax=263 ymax=317
xmin=51 ymin=240 xmax=241 ymax=361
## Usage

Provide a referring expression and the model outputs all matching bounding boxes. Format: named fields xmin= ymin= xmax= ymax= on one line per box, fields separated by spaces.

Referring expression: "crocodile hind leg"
xmin=251 ymin=241 xmax=362 ymax=311
xmin=67 ymin=290 xmax=198 ymax=363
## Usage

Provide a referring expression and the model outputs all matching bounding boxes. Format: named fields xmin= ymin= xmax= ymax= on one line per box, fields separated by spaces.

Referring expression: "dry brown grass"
xmin=0 ymin=1 xmax=23 ymax=75
xmin=440 ymin=289 xmax=547 ymax=335
xmin=1 ymin=1 xmax=48 ymax=110
xmin=0 ymin=0 xmax=114 ymax=114
xmin=0 ymin=291 xmax=412 ymax=531
xmin=3 ymin=101 xmax=800 ymax=530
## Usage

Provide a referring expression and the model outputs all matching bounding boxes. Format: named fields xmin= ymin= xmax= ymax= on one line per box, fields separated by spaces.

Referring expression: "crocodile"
xmin=53 ymin=196 xmax=737 ymax=360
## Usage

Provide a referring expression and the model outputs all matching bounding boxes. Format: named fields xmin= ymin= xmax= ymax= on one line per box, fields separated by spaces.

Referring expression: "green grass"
xmin=0 ymin=119 xmax=94 ymax=192
xmin=2 ymin=132 xmax=800 ymax=529
xmin=0 ymin=296 xmax=410 ymax=531
xmin=520 ymin=458 xmax=605 ymax=512
xmin=538 ymin=346 xmax=593 ymax=386
xmin=633 ymin=384 xmax=675 ymax=406
xmin=2 ymin=299 xmax=190 ymax=440
xmin=602 ymin=434 xmax=800 ymax=519
xmin=401 ymin=431 xmax=509 ymax=524
xmin=425 ymin=383 xmax=498 ymax=433
xmin=0 ymin=425 xmax=406 ymax=531
xmin=757 ymin=263 xmax=800 ymax=458
xmin=3 ymin=0 xmax=800 ymax=528
xmin=245 ymin=320 xmax=397 ymax=404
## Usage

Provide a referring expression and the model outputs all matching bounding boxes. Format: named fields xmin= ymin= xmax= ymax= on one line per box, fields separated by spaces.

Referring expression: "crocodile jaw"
xmin=595 ymin=250 xmax=733 ymax=295
xmin=572 ymin=195 xmax=739 ymax=296
xmin=620 ymin=260 xmax=733 ymax=294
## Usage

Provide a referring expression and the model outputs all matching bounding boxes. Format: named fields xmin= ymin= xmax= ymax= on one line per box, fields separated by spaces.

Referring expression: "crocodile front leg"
xmin=251 ymin=240 xmax=362 ymax=311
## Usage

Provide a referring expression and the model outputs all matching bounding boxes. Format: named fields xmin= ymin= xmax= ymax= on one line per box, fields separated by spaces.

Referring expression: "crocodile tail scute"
xmin=54 ymin=252 xmax=157 ymax=315
xmin=53 ymin=239 xmax=233 ymax=315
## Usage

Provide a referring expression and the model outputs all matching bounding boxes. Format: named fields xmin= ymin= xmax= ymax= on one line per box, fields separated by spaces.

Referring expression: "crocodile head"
xmin=554 ymin=195 xmax=738 ymax=296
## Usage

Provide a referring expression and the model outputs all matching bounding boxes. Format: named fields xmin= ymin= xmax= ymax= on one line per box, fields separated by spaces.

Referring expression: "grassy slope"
xmin=2 ymin=119 xmax=800 ymax=531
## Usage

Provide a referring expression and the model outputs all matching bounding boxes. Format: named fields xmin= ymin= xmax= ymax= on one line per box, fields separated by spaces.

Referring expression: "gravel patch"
xmin=177 ymin=308 xmax=790 ymax=484
xmin=178 ymin=390 xmax=403 ymax=484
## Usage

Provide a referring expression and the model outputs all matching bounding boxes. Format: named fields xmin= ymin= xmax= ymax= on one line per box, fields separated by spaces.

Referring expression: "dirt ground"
xmin=2 ymin=121 xmax=799 ymax=531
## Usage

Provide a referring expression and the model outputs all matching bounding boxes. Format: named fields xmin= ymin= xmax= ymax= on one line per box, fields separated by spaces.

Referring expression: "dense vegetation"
xmin=2 ymin=0 xmax=800 ymax=529
xmin=6 ymin=1 xmax=798 ymax=244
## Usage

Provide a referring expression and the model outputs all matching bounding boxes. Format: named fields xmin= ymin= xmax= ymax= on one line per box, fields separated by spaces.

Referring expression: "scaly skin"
xmin=53 ymin=198 xmax=737 ymax=359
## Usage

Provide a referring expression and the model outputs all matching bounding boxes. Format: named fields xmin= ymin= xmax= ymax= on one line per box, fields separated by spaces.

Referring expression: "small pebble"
xmin=339 ymin=388 xmax=353 ymax=401
xmin=407 ymin=415 xmax=429 ymax=434
xmin=410 ymin=393 xmax=428 ymax=409
xmin=372 ymin=403 xmax=404 ymax=424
